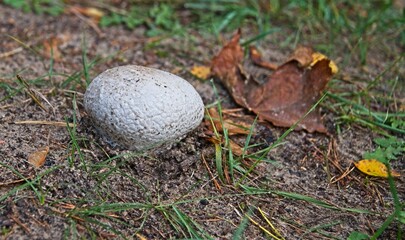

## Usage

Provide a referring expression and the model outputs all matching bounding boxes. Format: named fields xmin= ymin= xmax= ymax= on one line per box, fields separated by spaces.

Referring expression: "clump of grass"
xmin=0 ymin=163 xmax=60 ymax=204
xmin=327 ymin=55 xmax=404 ymax=136
xmin=58 ymin=172 xmax=212 ymax=239
xmin=275 ymin=1 xmax=404 ymax=62
xmin=100 ymin=3 xmax=184 ymax=37
xmin=185 ymin=0 xmax=272 ymax=36
xmin=363 ymin=137 xmax=404 ymax=164
xmin=204 ymin=78 xmax=329 ymax=186
xmin=204 ymin=80 xmax=270 ymax=186
xmin=3 ymin=0 xmax=64 ymax=16
xmin=157 ymin=205 xmax=212 ymax=239
xmin=233 ymin=184 xmax=373 ymax=239
xmin=65 ymin=100 xmax=88 ymax=171
xmin=327 ymin=92 xmax=405 ymax=136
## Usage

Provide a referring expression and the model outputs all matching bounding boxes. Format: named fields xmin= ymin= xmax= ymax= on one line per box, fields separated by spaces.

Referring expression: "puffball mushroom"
xmin=84 ymin=65 xmax=204 ymax=150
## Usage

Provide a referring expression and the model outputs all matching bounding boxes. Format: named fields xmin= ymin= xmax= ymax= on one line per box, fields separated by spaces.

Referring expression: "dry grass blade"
xmin=135 ymin=233 xmax=148 ymax=240
xmin=246 ymin=213 xmax=283 ymax=240
xmin=0 ymin=47 xmax=24 ymax=58
xmin=14 ymin=120 xmax=75 ymax=128
xmin=53 ymin=202 xmax=77 ymax=210
xmin=0 ymin=177 xmax=32 ymax=186
xmin=10 ymin=216 xmax=31 ymax=234
xmin=207 ymin=108 xmax=251 ymax=135
xmin=257 ymin=207 xmax=284 ymax=239
xmin=16 ymin=75 xmax=48 ymax=112
xmin=31 ymin=88 xmax=56 ymax=114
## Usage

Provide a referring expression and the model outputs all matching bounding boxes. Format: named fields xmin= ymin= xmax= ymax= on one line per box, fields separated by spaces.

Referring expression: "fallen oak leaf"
xmin=211 ymin=31 xmax=338 ymax=133
xmin=354 ymin=159 xmax=400 ymax=178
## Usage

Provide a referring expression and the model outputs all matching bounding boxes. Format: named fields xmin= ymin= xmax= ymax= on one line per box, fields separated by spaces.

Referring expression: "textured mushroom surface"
xmin=84 ymin=65 xmax=204 ymax=150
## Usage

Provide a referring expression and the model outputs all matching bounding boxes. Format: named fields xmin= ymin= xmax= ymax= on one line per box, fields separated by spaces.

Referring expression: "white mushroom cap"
xmin=84 ymin=65 xmax=204 ymax=150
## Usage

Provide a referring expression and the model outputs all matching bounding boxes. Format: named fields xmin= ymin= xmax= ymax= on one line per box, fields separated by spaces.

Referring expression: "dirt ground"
xmin=0 ymin=4 xmax=404 ymax=240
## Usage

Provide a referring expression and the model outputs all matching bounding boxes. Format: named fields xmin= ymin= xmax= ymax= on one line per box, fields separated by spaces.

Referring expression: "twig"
xmin=11 ymin=216 xmax=31 ymax=234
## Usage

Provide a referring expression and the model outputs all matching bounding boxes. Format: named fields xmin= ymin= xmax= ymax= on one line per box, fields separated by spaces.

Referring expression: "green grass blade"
xmin=0 ymin=164 xmax=60 ymax=203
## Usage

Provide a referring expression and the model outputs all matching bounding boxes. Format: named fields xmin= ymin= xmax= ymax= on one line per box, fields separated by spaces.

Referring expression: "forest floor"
xmin=0 ymin=2 xmax=404 ymax=239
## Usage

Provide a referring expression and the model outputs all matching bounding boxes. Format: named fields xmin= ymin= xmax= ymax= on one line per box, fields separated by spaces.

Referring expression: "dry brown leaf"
xmin=249 ymin=46 xmax=277 ymax=70
xmin=211 ymin=31 xmax=338 ymax=133
xmin=228 ymin=138 xmax=244 ymax=156
xmin=286 ymin=46 xmax=314 ymax=67
xmin=205 ymin=134 xmax=244 ymax=156
xmin=206 ymin=135 xmax=221 ymax=145
xmin=211 ymin=29 xmax=254 ymax=108
xmin=28 ymin=146 xmax=49 ymax=168
xmin=206 ymin=108 xmax=251 ymax=135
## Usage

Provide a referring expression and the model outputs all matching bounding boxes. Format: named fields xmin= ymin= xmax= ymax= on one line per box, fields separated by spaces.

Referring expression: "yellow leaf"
xmin=28 ymin=146 xmax=49 ymax=168
xmin=81 ymin=7 xmax=104 ymax=19
xmin=354 ymin=159 xmax=400 ymax=178
xmin=190 ymin=65 xmax=211 ymax=80
xmin=69 ymin=6 xmax=104 ymax=20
